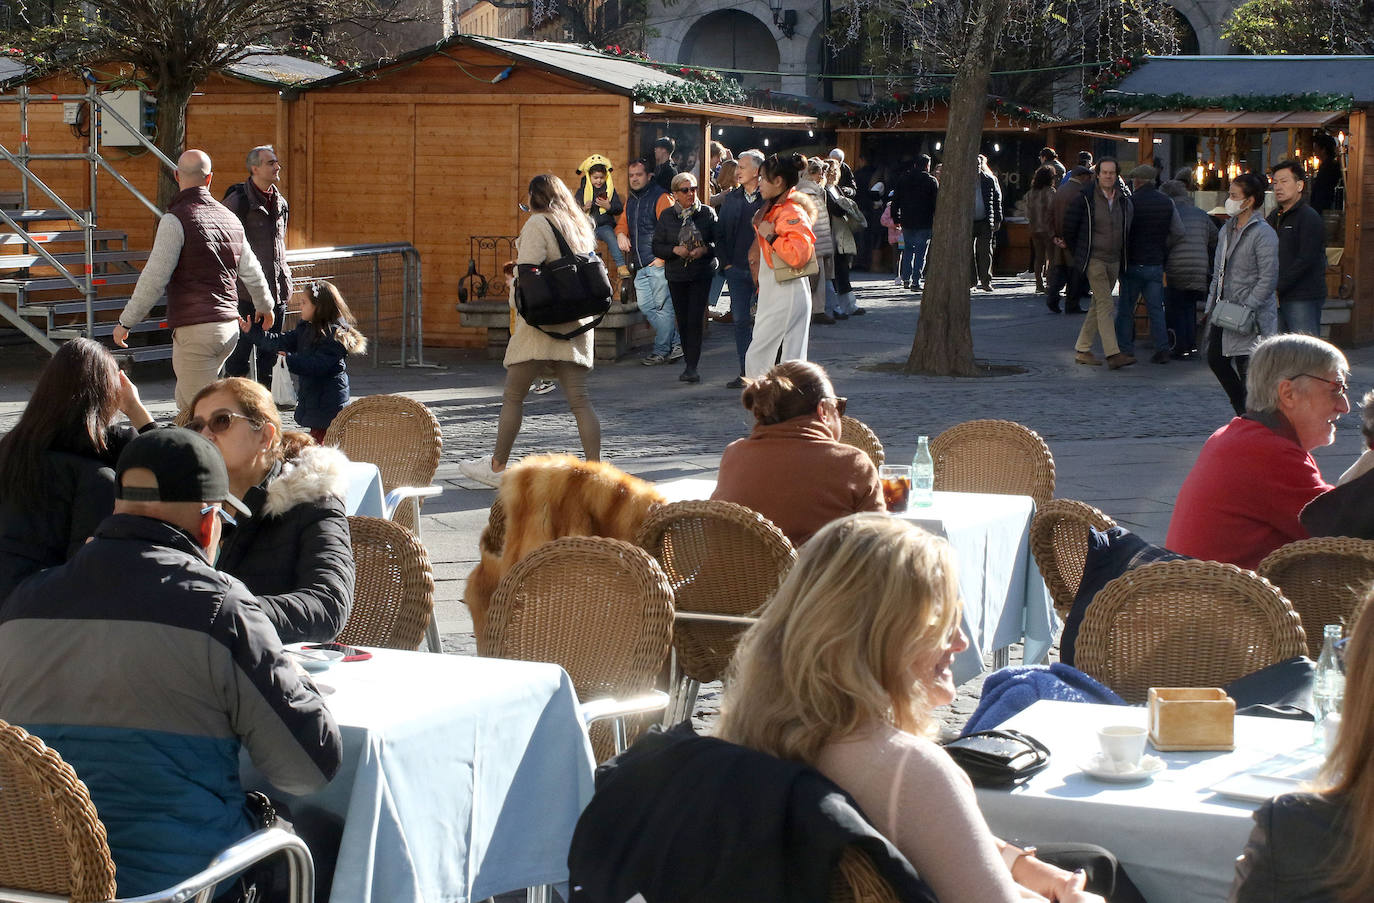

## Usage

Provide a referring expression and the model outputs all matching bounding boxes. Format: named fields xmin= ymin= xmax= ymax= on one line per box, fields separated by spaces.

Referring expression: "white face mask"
xmin=1225 ymin=197 xmax=1247 ymax=217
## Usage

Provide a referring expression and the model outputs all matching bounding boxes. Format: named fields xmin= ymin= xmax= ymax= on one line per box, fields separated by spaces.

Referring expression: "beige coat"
xmin=505 ymin=213 xmax=596 ymax=369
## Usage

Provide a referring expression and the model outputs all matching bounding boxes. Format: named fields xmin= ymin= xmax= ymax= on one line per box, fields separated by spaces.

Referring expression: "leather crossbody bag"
xmin=1207 ymin=221 xmax=1260 ymax=335
xmin=769 ymin=242 xmax=818 ymax=283
xmin=515 ymin=219 xmax=613 ymax=340
xmin=942 ymin=729 xmax=1051 ymax=787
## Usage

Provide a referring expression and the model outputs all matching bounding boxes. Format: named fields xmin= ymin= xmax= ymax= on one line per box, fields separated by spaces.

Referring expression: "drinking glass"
xmin=878 ymin=464 xmax=912 ymax=513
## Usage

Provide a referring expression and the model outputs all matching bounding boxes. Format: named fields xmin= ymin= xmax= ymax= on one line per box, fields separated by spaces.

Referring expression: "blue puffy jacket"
xmin=251 ymin=320 xmax=366 ymax=430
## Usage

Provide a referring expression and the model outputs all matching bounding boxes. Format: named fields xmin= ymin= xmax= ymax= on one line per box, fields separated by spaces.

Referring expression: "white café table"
xmin=241 ymin=648 xmax=596 ymax=903
xmin=656 ymin=480 xmax=1056 ymax=684
xmin=976 ymin=700 xmax=1320 ymax=903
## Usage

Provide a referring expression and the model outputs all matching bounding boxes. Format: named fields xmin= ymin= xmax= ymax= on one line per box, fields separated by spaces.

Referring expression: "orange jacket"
xmin=756 ymin=189 xmax=817 ymax=270
xmin=614 ymin=194 xmax=673 ymax=237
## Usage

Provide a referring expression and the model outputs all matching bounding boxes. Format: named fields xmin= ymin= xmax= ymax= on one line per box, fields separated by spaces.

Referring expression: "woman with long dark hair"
xmin=460 ymin=173 xmax=602 ymax=487
xmin=743 ymin=153 xmax=817 ymax=378
xmin=0 ymin=338 xmax=153 ymax=598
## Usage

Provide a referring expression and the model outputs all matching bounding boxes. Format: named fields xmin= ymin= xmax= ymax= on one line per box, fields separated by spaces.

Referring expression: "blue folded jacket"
xmin=962 ymin=663 xmax=1126 ymax=735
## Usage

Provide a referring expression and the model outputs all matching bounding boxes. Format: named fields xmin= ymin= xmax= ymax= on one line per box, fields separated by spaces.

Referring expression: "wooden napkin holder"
xmin=1147 ymin=688 xmax=1236 ymax=751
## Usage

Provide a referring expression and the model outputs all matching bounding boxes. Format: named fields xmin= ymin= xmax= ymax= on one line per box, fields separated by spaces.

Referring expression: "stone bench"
xmin=457 ymin=300 xmax=653 ymax=362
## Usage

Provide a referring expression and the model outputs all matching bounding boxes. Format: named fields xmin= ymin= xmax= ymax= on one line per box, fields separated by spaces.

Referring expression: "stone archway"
xmin=1168 ymin=0 xmax=1227 ymax=53
xmin=679 ymin=10 xmax=782 ymax=91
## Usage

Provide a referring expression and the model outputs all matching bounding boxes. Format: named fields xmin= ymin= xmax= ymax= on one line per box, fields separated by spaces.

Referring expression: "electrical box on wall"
xmin=99 ymin=90 xmax=149 ymax=147
xmin=61 ymin=103 xmax=81 ymax=125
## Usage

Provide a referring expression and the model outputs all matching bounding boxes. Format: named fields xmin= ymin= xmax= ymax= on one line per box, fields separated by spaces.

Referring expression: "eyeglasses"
xmin=200 ymin=504 xmax=237 ymax=527
xmin=824 ymin=396 xmax=848 ymax=417
xmin=186 ymin=410 xmax=261 ymax=435
xmin=1292 ymin=373 xmax=1349 ymax=396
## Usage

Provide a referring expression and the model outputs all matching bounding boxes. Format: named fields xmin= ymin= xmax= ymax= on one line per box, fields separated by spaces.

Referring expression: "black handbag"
xmin=941 ymin=729 xmax=1051 ymax=787
xmin=515 ymin=219 xmax=613 ymax=340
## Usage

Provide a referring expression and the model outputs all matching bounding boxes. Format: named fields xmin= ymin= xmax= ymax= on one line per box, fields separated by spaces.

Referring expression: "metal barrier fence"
xmin=284 ymin=243 xmax=428 ymax=368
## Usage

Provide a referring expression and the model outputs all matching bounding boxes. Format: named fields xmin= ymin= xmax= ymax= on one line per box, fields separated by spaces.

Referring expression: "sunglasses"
xmin=187 ymin=410 xmax=260 ymax=435
xmin=824 ymin=396 xmax=848 ymax=417
xmin=200 ymin=504 xmax=237 ymax=527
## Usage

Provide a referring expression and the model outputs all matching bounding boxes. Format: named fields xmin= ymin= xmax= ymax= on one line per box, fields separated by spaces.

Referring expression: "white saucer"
xmin=284 ymin=647 xmax=345 ymax=673
xmin=1078 ymin=753 xmax=1166 ymax=782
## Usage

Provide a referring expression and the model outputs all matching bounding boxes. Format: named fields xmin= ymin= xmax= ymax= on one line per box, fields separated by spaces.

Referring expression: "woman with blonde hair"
xmin=719 ymin=514 xmax=1140 ymax=903
xmin=188 ymin=377 xmax=354 ymax=642
xmin=1231 ymin=597 xmax=1374 ymax=902
xmin=461 ymin=173 xmax=602 ymax=486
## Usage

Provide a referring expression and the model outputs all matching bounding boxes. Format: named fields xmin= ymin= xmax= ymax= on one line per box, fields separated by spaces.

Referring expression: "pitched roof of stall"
xmin=1107 ymin=55 xmax=1374 ymax=105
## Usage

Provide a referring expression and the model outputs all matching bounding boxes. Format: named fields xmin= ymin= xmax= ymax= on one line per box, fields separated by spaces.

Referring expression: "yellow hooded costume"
xmin=576 ymin=153 xmax=616 ymax=215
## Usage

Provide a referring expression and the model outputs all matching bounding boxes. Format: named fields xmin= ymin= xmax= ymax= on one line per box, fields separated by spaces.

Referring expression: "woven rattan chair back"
xmin=930 ymin=419 xmax=1055 ymax=507
xmin=323 ymin=394 xmax=443 ymax=531
xmin=338 ymin=516 xmax=436 ymax=650
xmin=828 ymin=847 xmax=902 ymax=903
xmin=1258 ymin=537 xmax=1374 ymax=657
xmin=480 ymin=536 xmax=674 ymax=760
xmin=636 ymin=500 xmax=796 ymax=683
xmin=1076 ymin=559 xmax=1308 ymax=703
xmin=1029 ymin=499 xmax=1118 ymax=617
xmin=480 ymin=496 xmax=507 ymax=557
xmin=0 ymin=720 xmax=117 ymax=903
xmin=839 ymin=416 xmax=886 ymax=467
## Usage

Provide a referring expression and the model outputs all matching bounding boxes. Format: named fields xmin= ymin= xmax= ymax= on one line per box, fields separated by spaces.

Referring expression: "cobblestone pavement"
xmin=5 ymin=269 xmax=1372 ymax=735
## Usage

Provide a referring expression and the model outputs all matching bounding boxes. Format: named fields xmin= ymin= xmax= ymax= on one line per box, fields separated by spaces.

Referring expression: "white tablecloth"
xmin=241 ymin=649 xmax=596 ymax=903
xmin=976 ymin=700 xmax=1320 ymax=903
xmin=897 ymin=492 xmax=1056 ymax=683
xmin=342 ymin=461 xmax=385 ymax=518
xmin=652 ymin=481 xmax=1056 ymax=685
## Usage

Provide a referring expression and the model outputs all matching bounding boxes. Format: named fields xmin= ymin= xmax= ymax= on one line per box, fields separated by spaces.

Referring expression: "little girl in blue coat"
xmin=249 ymin=280 xmax=367 ymax=442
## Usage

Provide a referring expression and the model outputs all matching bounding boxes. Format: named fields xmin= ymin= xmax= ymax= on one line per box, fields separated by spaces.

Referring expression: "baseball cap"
xmin=116 ymin=428 xmax=251 ymax=517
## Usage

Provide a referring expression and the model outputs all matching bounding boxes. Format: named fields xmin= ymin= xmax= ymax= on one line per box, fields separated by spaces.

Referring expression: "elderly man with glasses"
xmin=1167 ymin=334 xmax=1350 ymax=569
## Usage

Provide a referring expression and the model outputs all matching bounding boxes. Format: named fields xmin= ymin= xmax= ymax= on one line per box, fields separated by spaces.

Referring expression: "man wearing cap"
xmin=1116 ymin=164 xmax=1184 ymax=364
xmin=0 ymin=428 xmax=341 ymax=898
xmin=113 ymin=150 xmax=276 ymax=412
xmin=652 ymin=136 xmax=679 ymax=192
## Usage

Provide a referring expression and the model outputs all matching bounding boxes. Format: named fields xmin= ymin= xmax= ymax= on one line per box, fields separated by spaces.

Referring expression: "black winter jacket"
xmin=976 ymin=170 xmax=1003 ymax=230
xmin=1126 ymin=184 xmax=1182 ymax=267
xmin=652 ymin=202 xmax=717 ymax=283
xmin=0 ymin=423 xmax=149 ymax=600
xmin=716 ymin=186 xmax=764 ymax=270
xmin=892 ymin=170 xmax=939 ymax=230
xmin=568 ymin=721 xmax=937 ymax=903
xmin=576 ymin=176 xmax=624 ymax=230
xmin=1061 ymin=180 xmax=1134 ymax=273
xmin=215 ymin=445 xmax=355 ymax=643
xmin=250 ymin=321 xmax=365 ymax=431
xmin=1267 ymin=200 xmax=1328 ymax=304
xmin=1230 ymin=791 xmax=1344 ymax=903
xmin=223 ymin=179 xmax=291 ymax=314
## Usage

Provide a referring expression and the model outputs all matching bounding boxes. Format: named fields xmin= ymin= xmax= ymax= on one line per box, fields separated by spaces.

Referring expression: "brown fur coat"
xmin=464 ymin=455 xmax=665 ymax=642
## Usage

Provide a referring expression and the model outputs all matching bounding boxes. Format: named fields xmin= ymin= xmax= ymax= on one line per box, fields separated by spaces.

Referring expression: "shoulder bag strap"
xmin=542 ymin=217 xmax=577 ymax=258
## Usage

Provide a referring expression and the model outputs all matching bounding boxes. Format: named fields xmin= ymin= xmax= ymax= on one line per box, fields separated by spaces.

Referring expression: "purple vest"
xmin=166 ymin=186 xmax=246 ymax=329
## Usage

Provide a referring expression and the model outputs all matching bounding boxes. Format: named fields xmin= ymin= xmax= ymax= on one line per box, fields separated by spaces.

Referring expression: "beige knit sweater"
xmin=504 ymin=213 xmax=597 ymax=369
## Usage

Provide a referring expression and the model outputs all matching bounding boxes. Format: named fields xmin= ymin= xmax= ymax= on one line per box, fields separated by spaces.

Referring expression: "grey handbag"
xmin=1209 ymin=300 xmax=1258 ymax=334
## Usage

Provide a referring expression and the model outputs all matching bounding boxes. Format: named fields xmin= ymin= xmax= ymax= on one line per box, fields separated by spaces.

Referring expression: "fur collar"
xmin=262 ymin=444 xmax=350 ymax=518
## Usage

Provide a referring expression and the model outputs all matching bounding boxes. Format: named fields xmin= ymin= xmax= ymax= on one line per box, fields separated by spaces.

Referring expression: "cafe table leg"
xmin=992 ymin=648 xmax=1010 ymax=670
xmin=527 ymin=885 xmax=553 ymax=903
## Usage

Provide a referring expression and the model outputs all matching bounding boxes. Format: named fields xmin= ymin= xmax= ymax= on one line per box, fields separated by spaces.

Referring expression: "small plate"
xmin=1078 ymin=753 xmax=1166 ymax=782
xmin=285 ymin=647 xmax=345 ymax=673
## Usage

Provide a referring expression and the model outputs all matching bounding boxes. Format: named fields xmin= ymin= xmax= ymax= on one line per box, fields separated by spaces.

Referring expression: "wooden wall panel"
xmin=307 ymin=102 xmax=415 ymax=247
xmin=313 ymin=51 xmax=587 ymax=96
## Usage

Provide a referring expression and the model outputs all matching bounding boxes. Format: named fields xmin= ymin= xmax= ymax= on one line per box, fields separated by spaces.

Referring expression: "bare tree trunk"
xmin=905 ymin=0 xmax=1010 ymax=376
xmin=153 ymin=78 xmax=193 ymax=210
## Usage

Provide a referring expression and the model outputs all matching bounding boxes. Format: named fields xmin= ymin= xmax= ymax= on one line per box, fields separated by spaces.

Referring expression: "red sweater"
xmin=711 ymin=416 xmax=883 ymax=547
xmin=1166 ymin=416 xmax=1331 ymax=569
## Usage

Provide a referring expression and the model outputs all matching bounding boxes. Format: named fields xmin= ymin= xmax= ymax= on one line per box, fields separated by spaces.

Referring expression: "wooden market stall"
xmin=297 ymin=36 xmax=814 ymax=349
xmin=1100 ymin=56 xmax=1372 ymax=343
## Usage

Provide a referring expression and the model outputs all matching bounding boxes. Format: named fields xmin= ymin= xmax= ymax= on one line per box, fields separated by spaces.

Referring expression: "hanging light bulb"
xmin=934 ymin=141 xmax=942 ymax=150
xmin=764 ymin=138 xmax=770 ymax=147
xmin=993 ymin=143 xmax=1000 ymax=152
xmin=1194 ymin=160 xmax=1204 ymax=187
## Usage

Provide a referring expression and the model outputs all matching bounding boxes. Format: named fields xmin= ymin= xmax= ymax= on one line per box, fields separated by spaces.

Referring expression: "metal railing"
xmin=285 ymin=243 xmax=431 ymax=368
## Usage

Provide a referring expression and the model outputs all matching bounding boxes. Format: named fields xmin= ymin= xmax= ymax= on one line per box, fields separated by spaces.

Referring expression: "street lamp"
xmin=767 ymin=0 xmax=797 ymax=38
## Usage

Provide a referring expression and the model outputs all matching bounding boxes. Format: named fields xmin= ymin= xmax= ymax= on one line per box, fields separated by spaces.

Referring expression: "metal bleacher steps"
xmin=0 ymin=207 xmax=171 ymax=362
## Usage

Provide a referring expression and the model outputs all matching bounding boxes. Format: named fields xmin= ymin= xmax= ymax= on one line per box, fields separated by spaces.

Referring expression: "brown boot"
xmin=1075 ymin=351 xmax=1102 ymax=366
xmin=1106 ymin=352 xmax=1137 ymax=370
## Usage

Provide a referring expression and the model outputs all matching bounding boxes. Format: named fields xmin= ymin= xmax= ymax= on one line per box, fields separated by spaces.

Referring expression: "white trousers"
xmin=745 ymin=260 xmax=812 ymax=378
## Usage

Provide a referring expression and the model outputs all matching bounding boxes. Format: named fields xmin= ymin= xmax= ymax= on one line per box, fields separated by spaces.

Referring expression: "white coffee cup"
xmin=1098 ymin=725 xmax=1148 ymax=769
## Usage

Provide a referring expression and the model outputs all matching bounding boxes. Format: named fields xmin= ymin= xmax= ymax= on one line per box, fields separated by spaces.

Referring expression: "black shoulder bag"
xmin=942 ymin=729 xmax=1051 ymax=787
xmin=515 ymin=219 xmax=613 ymax=340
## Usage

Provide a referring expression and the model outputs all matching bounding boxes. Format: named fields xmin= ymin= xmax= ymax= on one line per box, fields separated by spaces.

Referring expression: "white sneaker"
xmin=460 ymin=456 xmax=505 ymax=489
xmin=667 ymin=344 xmax=684 ymax=362
xmin=531 ymin=379 xmax=556 ymax=395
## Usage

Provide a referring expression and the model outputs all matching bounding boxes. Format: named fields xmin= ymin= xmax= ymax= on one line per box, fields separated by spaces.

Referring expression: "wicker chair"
xmin=930 ymin=419 xmax=1056 ymax=507
xmin=839 ymin=416 xmax=886 ymax=467
xmin=480 ymin=496 xmax=507 ymax=558
xmin=1028 ymin=499 xmax=1118 ymax=617
xmin=635 ymin=500 xmax=796 ymax=723
xmin=324 ymin=394 xmax=444 ymax=650
xmin=829 ymin=847 xmax=902 ymax=903
xmin=1258 ymin=537 xmax=1374 ymax=657
xmin=0 ymin=720 xmax=313 ymax=903
xmin=1075 ymin=559 xmax=1308 ymax=703
xmin=338 ymin=516 xmax=436 ymax=651
xmin=480 ymin=536 xmax=674 ymax=761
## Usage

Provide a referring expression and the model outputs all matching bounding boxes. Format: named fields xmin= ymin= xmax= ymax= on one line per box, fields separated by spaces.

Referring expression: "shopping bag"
xmin=271 ymin=354 xmax=298 ymax=408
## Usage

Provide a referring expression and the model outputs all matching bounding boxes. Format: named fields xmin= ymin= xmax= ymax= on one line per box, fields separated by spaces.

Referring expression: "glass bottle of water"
xmin=1313 ymin=624 xmax=1345 ymax=747
xmin=912 ymin=436 xmax=934 ymax=508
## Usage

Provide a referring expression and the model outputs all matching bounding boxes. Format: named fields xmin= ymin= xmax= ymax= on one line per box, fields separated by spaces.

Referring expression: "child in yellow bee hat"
xmin=576 ymin=154 xmax=629 ymax=277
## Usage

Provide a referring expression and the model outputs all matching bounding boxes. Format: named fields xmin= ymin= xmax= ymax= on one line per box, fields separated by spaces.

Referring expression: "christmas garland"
xmin=820 ymin=89 xmax=1059 ymax=128
xmin=1083 ymin=55 xmax=1144 ymax=111
xmin=1101 ymin=91 xmax=1354 ymax=113
xmin=631 ymin=79 xmax=748 ymax=106
xmin=603 ymin=44 xmax=729 ymax=86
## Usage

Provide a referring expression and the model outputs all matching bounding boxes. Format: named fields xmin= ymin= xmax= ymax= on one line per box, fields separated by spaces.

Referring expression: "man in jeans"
xmin=1268 ymin=159 xmax=1328 ymax=335
xmin=891 ymin=155 xmax=938 ymax=291
xmin=617 ymin=157 xmax=681 ymax=365
xmin=1115 ymin=164 xmax=1183 ymax=364
xmin=716 ymin=149 xmax=765 ymax=388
